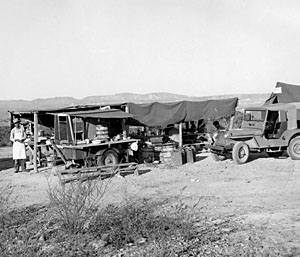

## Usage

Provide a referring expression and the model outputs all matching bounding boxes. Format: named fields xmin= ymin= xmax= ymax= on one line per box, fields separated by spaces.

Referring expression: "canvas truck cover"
xmin=127 ymin=98 xmax=238 ymax=128
xmin=265 ymin=82 xmax=300 ymax=104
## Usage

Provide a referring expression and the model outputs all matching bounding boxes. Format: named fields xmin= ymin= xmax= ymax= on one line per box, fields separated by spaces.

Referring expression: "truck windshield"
xmin=244 ymin=110 xmax=266 ymax=122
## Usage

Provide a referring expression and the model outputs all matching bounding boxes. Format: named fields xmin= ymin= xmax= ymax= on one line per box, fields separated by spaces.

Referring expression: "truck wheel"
xmin=288 ymin=137 xmax=300 ymax=160
xmin=232 ymin=142 xmax=249 ymax=164
xmin=211 ymin=153 xmax=226 ymax=161
xmin=97 ymin=150 xmax=119 ymax=167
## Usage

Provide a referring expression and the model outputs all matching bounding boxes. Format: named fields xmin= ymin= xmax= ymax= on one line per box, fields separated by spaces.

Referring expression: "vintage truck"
xmin=51 ymin=108 xmax=139 ymax=167
xmin=10 ymin=108 xmax=139 ymax=168
xmin=210 ymin=102 xmax=300 ymax=164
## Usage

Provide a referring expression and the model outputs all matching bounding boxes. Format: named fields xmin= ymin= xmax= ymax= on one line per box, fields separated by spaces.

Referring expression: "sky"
xmin=1 ymin=0 xmax=300 ymax=101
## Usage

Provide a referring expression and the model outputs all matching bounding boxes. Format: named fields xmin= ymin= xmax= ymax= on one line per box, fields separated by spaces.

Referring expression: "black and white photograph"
xmin=1 ymin=0 xmax=300 ymax=256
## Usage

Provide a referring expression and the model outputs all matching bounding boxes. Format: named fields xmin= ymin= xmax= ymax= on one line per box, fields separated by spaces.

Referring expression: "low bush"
xmin=91 ymin=196 xmax=197 ymax=250
xmin=47 ymin=177 xmax=110 ymax=234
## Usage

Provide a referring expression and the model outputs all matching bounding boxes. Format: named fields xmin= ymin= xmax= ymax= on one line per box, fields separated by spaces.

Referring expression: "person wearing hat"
xmin=10 ymin=119 xmax=27 ymax=173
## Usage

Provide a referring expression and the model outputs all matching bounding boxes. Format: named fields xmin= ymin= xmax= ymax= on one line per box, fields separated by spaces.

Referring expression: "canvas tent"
xmin=265 ymin=82 xmax=300 ymax=105
xmin=126 ymin=98 xmax=239 ymax=128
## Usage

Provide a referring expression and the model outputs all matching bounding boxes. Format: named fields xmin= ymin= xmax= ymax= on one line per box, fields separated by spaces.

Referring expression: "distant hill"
xmin=0 ymin=92 xmax=270 ymax=125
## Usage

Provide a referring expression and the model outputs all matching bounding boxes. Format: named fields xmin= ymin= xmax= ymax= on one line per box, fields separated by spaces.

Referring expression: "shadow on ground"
xmin=247 ymin=151 xmax=289 ymax=163
xmin=0 ymin=157 xmax=14 ymax=171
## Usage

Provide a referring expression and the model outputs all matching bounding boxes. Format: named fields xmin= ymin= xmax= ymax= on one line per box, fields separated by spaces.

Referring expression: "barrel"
xmin=162 ymin=142 xmax=176 ymax=151
xmin=160 ymin=143 xmax=176 ymax=164
xmin=141 ymin=147 xmax=155 ymax=163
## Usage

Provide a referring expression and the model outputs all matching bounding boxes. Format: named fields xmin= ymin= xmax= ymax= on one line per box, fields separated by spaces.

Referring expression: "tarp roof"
xmin=127 ymin=98 xmax=238 ymax=127
xmin=248 ymin=102 xmax=300 ymax=112
xmin=9 ymin=98 xmax=238 ymax=128
xmin=64 ymin=108 xmax=134 ymax=119
xmin=265 ymin=82 xmax=300 ymax=104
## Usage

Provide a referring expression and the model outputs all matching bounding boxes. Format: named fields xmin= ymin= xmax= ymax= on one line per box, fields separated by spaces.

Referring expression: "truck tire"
xmin=211 ymin=153 xmax=226 ymax=161
xmin=97 ymin=150 xmax=119 ymax=167
xmin=232 ymin=142 xmax=249 ymax=164
xmin=288 ymin=137 xmax=300 ymax=160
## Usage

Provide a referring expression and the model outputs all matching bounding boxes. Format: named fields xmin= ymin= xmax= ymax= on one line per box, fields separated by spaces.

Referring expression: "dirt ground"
xmin=1 ymin=147 xmax=300 ymax=255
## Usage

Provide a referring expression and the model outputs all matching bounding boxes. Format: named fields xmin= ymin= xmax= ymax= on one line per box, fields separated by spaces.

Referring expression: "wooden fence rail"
xmin=56 ymin=162 xmax=139 ymax=185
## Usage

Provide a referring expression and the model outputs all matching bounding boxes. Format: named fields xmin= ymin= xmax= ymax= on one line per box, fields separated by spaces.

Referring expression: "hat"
xmin=13 ymin=119 xmax=21 ymax=125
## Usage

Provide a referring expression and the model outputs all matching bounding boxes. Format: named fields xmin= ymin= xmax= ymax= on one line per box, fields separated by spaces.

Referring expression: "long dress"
xmin=11 ymin=127 xmax=26 ymax=160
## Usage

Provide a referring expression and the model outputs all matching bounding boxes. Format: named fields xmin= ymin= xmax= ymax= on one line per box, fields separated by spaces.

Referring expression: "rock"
xmin=136 ymin=237 xmax=147 ymax=245
xmin=101 ymin=232 xmax=110 ymax=242
xmin=212 ymin=219 xmax=223 ymax=225
xmin=89 ymin=239 xmax=106 ymax=250
xmin=221 ymin=228 xmax=233 ymax=233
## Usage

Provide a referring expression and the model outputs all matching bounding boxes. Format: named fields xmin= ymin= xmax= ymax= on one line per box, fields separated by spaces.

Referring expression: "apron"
xmin=12 ymin=128 xmax=26 ymax=160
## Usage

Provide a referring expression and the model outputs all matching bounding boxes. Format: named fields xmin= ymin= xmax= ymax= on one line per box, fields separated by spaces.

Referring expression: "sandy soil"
xmin=1 ymin=148 xmax=300 ymax=254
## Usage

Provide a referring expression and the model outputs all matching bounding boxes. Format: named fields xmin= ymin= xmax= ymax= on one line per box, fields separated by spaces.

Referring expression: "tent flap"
xmin=265 ymin=82 xmax=300 ymax=104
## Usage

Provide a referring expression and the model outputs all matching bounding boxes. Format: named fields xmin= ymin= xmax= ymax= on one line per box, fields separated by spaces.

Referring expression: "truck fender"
xmin=287 ymin=132 xmax=300 ymax=145
xmin=96 ymin=147 xmax=120 ymax=157
xmin=232 ymin=137 xmax=258 ymax=149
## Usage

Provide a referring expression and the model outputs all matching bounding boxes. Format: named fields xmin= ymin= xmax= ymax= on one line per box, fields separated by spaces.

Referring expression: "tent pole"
xmin=229 ymin=115 xmax=235 ymax=129
xmin=33 ymin=112 xmax=38 ymax=173
xmin=179 ymin=122 xmax=183 ymax=148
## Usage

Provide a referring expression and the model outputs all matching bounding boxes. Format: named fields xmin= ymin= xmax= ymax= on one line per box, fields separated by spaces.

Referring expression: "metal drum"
xmin=160 ymin=143 xmax=176 ymax=164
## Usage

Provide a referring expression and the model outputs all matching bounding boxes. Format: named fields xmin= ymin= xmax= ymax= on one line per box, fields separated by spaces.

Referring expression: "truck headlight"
xmin=130 ymin=142 xmax=138 ymax=151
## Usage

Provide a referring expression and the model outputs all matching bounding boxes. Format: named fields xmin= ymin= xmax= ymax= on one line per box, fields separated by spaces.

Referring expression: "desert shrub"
xmin=89 ymin=194 xmax=199 ymax=253
xmin=47 ymin=177 xmax=111 ymax=234
xmin=0 ymin=126 xmax=11 ymax=147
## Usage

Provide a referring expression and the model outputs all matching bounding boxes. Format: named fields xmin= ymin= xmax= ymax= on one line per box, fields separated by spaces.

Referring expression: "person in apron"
xmin=10 ymin=119 xmax=27 ymax=173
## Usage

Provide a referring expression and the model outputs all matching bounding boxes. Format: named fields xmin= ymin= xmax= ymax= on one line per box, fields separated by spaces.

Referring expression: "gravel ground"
xmin=1 ymin=149 xmax=300 ymax=255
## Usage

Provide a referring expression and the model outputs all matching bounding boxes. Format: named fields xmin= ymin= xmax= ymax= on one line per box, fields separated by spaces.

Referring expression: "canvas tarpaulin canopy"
xmin=64 ymin=108 xmax=134 ymax=119
xmin=127 ymin=98 xmax=238 ymax=127
xmin=265 ymin=82 xmax=300 ymax=104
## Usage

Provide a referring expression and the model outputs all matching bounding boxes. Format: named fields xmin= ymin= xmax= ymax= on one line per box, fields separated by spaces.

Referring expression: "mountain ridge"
xmin=0 ymin=92 xmax=270 ymax=123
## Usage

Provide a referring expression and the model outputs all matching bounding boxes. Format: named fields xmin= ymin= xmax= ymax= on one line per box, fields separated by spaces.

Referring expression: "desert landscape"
xmin=1 ymin=145 xmax=300 ymax=256
xmin=2 ymin=0 xmax=300 ymax=255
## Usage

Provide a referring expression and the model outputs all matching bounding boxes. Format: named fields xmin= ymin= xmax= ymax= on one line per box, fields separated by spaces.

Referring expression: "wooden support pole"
xmin=33 ymin=112 xmax=38 ymax=173
xmin=179 ymin=122 xmax=183 ymax=148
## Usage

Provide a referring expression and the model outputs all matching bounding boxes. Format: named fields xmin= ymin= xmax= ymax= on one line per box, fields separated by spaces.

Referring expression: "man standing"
xmin=10 ymin=119 xmax=27 ymax=173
